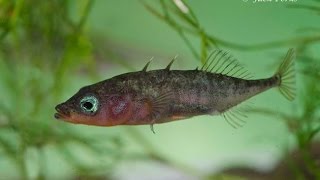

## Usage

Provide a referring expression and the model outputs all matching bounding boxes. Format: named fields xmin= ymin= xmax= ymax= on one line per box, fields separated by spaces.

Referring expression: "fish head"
xmin=54 ymin=85 xmax=132 ymax=126
xmin=55 ymin=85 xmax=108 ymax=126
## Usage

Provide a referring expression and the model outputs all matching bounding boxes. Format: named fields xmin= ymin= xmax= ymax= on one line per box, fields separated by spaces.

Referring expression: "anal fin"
xmin=221 ymin=102 xmax=253 ymax=129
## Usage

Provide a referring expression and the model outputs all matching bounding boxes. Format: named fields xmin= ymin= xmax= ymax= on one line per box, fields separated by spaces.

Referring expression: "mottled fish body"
xmin=55 ymin=49 xmax=295 ymax=130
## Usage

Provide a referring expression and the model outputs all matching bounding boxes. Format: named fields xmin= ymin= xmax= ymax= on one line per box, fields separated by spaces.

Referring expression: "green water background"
xmin=0 ymin=0 xmax=319 ymax=179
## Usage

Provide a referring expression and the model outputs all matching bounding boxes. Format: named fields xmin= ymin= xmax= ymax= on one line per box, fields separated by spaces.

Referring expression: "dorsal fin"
xmin=165 ymin=55 xmax=178 ymax=70
xmin=142 ymin=57 xmax=154 ymax=72
xmin=200 ymin=50 xmax=253 ymax=79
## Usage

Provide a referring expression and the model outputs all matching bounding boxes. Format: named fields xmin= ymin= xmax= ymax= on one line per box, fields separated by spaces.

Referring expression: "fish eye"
xmin=80 ymin=95 xmax=99 ymax=114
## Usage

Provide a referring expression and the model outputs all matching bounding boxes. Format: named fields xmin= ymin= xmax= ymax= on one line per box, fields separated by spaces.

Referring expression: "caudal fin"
xmin=274 ymin=48 xmax=296 ymax=101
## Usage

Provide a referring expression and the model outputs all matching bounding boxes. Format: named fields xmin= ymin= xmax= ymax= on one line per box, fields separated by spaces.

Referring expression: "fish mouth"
xmin=54 ymin=112 xmax=67 ymax=119
xmin=54 ymin=104 xmax=70 ymax=120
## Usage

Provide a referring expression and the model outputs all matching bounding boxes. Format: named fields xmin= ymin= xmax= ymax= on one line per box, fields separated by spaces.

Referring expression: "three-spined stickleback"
xmin=54 ymin=49 xmax=295 ymax=131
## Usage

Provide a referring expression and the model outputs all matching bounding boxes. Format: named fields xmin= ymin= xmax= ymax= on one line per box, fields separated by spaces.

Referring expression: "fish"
xmin=54 ymin=49 xmax=295 ymax=132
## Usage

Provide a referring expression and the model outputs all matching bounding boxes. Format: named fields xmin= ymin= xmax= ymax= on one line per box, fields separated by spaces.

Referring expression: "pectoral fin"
xmin=147 ymin=92 xmax=173 ymax=133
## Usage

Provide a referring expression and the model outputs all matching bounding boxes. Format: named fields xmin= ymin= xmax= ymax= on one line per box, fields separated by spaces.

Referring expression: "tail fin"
xmin=274 ymin=48 xmax=296 ymax=101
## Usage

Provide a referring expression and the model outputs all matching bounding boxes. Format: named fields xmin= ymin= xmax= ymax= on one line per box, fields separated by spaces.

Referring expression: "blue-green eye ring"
xmin=80 ymin=95 xmax=99 ymax=114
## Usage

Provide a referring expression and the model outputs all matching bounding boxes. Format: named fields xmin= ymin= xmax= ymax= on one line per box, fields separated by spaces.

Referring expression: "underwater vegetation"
xmin=0 ymin=0 xmax=319 ymax=179
xmin=0 ymin=0 xmax=123 ymax=179
xmin=144 ymin=1 xmax=320 ymax=179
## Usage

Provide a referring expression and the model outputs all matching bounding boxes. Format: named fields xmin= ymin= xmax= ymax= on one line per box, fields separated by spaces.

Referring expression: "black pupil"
xmin=83 ymin=101 xmax=93 ymax=110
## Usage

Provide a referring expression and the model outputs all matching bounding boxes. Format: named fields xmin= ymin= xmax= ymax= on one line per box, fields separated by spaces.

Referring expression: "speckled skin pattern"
xmin=55 ymin=69 xmax=279 ymax=126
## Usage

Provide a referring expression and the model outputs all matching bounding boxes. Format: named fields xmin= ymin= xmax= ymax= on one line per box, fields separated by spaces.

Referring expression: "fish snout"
xmin=54 ymin=103 xmax=70 ymax=119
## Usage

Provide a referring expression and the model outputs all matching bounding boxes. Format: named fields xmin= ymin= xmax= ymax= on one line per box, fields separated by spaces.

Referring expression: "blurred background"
xmin=0 ymin=0 xmax=319 ymax=179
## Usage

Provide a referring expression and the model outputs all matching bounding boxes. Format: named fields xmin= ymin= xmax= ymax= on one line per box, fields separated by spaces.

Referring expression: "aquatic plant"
xmin=141 ymin=0 xmax=239 ymax=63
xmin=0 ymin=1 xmax=123 ymax=179
xmin=0 ymin=0 xmax=319 ymax=179
xmin=143 ymin=0 xmax=320 ymax=179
